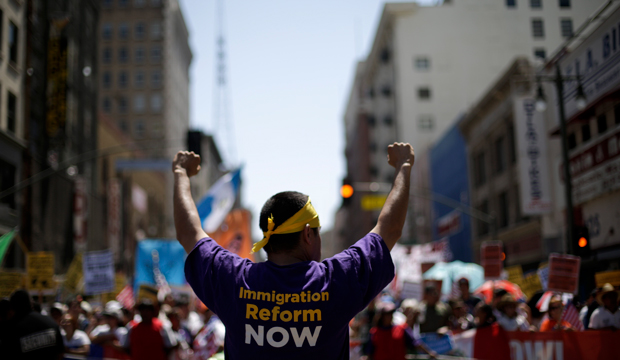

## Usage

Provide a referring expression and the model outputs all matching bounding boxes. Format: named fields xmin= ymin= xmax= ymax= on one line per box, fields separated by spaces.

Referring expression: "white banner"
xmin=513 ymin=97 xmax=553 ymax=215
xmin=82 ymin=250 xmax=115 ymax=295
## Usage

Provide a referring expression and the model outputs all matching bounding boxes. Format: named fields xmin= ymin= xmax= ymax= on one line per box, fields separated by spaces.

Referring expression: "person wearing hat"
xmin=589 ymin=283 xmax=620 ymax=330
xmin=173 ymin=143 xmax=415 ymax=359
xmin=366 ymin=301 xmax=437 ymax=360
xmin=539 ymin=296 xmax=574 ymax=332
xmin=122 ymin=299 xmax=177 ymax=360
xmin=89 ymin=301 xmax=130 ymax=359
xmin=495 ymin=294 xmax=529 ymax=331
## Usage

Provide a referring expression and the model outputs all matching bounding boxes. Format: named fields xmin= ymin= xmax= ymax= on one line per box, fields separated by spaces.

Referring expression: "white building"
xmin=341 ymin=0 xmax=607 ymax=246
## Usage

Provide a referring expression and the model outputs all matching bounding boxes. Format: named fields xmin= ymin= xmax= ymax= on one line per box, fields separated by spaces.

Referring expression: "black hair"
xmin=9 ymin=289 xmax=33 ymax=318
xmin=259 ymin=191 xmax=315 ymax=254
xmin=474 ymin=303 xmax=496 ymax=327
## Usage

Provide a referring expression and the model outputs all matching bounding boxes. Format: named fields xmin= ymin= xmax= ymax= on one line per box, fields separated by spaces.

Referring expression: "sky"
xmin=180 ymin=0 xmax=435 ymax=239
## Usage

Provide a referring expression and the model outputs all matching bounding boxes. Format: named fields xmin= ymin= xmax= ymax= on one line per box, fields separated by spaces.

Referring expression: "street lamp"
xmin=534 ymin=63 xmax=587 ymax=255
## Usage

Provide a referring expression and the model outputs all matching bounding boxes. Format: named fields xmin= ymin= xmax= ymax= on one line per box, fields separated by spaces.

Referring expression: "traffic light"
xmin=573 ymin=225 xmax=591 ymax=258
xmin=341 ymin=179 xmax=354 ymax=206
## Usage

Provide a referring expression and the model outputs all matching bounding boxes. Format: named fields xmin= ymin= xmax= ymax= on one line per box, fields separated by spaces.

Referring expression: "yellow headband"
xmin=251 ymin=197 xmax=320 ymax=253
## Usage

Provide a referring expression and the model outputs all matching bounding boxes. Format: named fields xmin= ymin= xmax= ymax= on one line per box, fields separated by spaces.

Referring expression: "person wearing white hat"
xmin=589 ymin=283 xmax=620 ymax=330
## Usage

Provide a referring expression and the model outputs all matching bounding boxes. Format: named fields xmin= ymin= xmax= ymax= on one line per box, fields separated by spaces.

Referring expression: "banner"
xmin=595 ymin=270 xmax=620 ymax=287
xmin=27 ymin=252 xmax=55 ymax=290
xmin=513 ymin=96 xmax=552 ymax=215
xmin=83 ymin=250 xmax=115 ymax=295
xmin=209 ymin=208 xmax=254 ymax=261
xmin=0 ymin=229 xmax=16 ymax=264
xmin=547 ymin=254 xmax=580 ymax=294
xmin=135 ymin=239 xmax=186 ymax=291
xmin=481 ymin=241 xmax=503 ymax=280
xmin=196 ymin=168 xmax=241 ymax=233
xmin=64 ymin=252 xmax=83 ymax=293
xmin=0 ymin=272 xmax=24 ymax=297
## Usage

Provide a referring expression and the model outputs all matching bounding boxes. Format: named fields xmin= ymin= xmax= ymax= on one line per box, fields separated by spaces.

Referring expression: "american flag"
xmin=116 ymin=284 xmax=135 ymax=310
xmin=561 ymin=302 xmax=584 ymax=331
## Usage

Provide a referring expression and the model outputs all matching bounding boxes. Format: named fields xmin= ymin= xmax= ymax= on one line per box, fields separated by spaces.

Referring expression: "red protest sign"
xmin=481 ymin=241 xmax=503 ymax=280
xmin=547 ymin=253 xmax=580 ymax=294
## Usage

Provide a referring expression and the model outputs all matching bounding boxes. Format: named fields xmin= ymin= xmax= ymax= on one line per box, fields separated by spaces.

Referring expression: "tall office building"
xmin=98 ymin=0 xmax=192 ymax=236
xmin=338 ymin=0 xmax=606 ymax=250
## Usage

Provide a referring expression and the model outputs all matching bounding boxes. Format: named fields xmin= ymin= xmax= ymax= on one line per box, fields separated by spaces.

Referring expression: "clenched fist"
xmin=387 ymin=142 xmax=415 ymax=168
xmin=172 ymin=151 xmax=201 ymax=177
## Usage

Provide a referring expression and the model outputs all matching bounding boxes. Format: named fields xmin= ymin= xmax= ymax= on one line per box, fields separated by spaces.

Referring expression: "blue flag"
xmin=196 ymin=168 xmax=241 ymax=233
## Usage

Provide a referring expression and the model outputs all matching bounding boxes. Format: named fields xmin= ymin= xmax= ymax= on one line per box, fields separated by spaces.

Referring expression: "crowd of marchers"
xmin=348 ymin=278 xmax=620 ymax=359
xmin=0 ymin=289 xmax=226 ymax=360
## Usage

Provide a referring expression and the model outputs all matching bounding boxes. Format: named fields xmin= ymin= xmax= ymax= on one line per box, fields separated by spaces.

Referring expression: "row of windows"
xmin=532 ymin=18 xmax=573 ymax=39
xmin=102 ymin=70 xmax=162 ymax=89
xmin=476 ymin=185 xmax=526 ymax=236
xmin=567 ymin=105 xmax=620 ymax=150
xmin=117 ymin=118 xmax=163 ymax=139
xmin=102 ymin=22 xmax=162 ymax=41
xmin=103 ymin=0 xmax=162 ymax=8
xmin=102 ymin=93 xmax=163 ymax=114
xmin=102 ymin=46 xmax=162 ymax=64
xmin=473 ymin=125 xmax=518 ymax=188
xmin=0 ymin=10 xmax=20 ymax=65
xmin=506 ymin=0 xmax=571 ymax=9
xmin=3 ymin=89 xmax=17 ymax=133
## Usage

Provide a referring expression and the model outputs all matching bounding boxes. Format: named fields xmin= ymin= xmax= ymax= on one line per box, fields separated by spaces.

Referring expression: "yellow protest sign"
xmin=0 ymin=272 xmax=25 ymax=298
xmin=505 ymin=265 xmax=524 ymax=285
xmin=64 ymin=253 xmax=83 ymax=292
xmin=520 ymin=272 xmax=542 ymax=299
xmin=595 ymin=270 xmax=620 ymax=287
xmin=361 ymin=194 xmax=387 ymax=211
xmin=27 ymin=252 xmax=55 ymax=290
xmin=137 ymin=284 xmax=158 ymax=303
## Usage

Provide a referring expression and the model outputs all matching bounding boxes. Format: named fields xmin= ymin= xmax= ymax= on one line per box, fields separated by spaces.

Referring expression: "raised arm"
xmin=173 ymin=151 xmax=208 ymax=253
xmin=370 ymin=142 xmax=414 ymax=250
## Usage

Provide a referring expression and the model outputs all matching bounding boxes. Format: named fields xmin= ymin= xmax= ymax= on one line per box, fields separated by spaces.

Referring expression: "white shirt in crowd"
xmin=589 ymin=307 xmax=620 ymax=329
xmin=62 ymin=329 xmax=91 ymax=349
xmin=90 ymin=324 xmax=128 ymax=343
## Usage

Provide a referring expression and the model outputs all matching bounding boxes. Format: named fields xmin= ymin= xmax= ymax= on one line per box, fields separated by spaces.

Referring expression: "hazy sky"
xmin=180 ymin=0 xmax=434 ymax=239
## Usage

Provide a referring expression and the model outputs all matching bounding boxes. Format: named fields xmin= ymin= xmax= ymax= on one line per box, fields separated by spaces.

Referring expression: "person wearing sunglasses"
xmin=539 ymin=296 xmax=574 ymax=332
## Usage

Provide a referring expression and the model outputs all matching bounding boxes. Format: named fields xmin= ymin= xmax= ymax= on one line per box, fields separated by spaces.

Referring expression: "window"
xmin=135 ymin=71 xmax=145 ymax=88
xmin=532 ymin=19 xmax=545 ymax=39
xmin=8 ymin=22 xmax=18 ymax=64
xmin=498 ymin=191 xmax=509 ymax=229
xmin=135 ymin=22 xmax=146 ymax=40
xmin=151 ymin=22 xmax=162 ymax=40
xmin=134 ymin=119 xmax=145 ymax=138
xmin=506 ymin=0 xmax=516 ymax=8
xmin=615 ymin=104 xmax=620 ymax=125
xmin=369 ymin=166 xmax=379 ymax=177
xmin=418 ymin=115 xmax=434 ymax=131
xmin=135 ymin=47 xmax=145 ymax=63
xmin=414 ymin=57 xmax=430 ymax=71
xmin=581 ymin=123 xmax=591 ymax=143
xmin=478 ymin=200 xmax=489 ymax=236
xmin=151 ymin=93 xmax=162 ymax=113
xmin=102 ymin=0 xmax=113 ymax=8
xmin=103 ymin=97 xmax=112 ymax=113
xmin=508 ymin=124 xmax=517 ymax=164
xmin=151 ymin=0 xmax=162 ymax=6
xmin=383 ymin=115 xmax=393 ymax=126
xmin=568 ymin=132 xmax=577 ymax=149
xmin=560 ymin=18 xmax=573 ymax=38
xmin=381 ymin=85 xmax=391 ymax=97
xmin=380 ymin=48 xmax=390 ymax=63
xmin=134 ymin=94 xmax=145 ymax=113
xmin=151 ymin=46 xmax=162 ymax=63
xmin=597 ymin=114 xmax=608 ymax=134
xmin=530 ymin=0 xmax=541 ymax=8
xmin=118 ymin=96 xmax=128 ymax=113
xmin=534 ymin=48 xmax=546 ymax=60
xmin=102 ymin=23 xmax=113 ymax=40
xmin=474 ymin=151 xmax=487 ymax=187
xmin=7 ymin=92 xmax=16 ymax=133
xmin=418 ymin=87 xmax=431 ymax=100
xmin=119 ymin=0 xmax=129 ymax=7
xmin=118 ymin=119 xmax=128 ymax=132
xmin=559 ymin=0 xmax=570 ymax=8
xmin=119 ymin=47 xmax=129 ymax=63
xmin=102 ymin=72 xmax=112 ymax=88
xmin=0 ymin=159 xmax=16 ymax=209
xmin=134 ymin=0 xmax=146 ymax=7
xmin=118 ymin=71 xmax=128 ymax=88
xmin=494 ymin=137 xmax=506 ymax=174
xmin=119 ymin=23 xmax=129 ymax=40
xmin=151 ymin=70 xmax=162 ymax=87
xmin=103 ymin=48 xmax=112 ymax=64
xmin=151 ymin=121 xmax=163 ymax=138
xmin=367 ymin=115 xmax=376 ymax=127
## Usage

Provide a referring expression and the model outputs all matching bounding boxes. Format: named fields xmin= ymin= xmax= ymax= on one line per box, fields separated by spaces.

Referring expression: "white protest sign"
xmin=82 ymin=250 xmax=115 ymax=295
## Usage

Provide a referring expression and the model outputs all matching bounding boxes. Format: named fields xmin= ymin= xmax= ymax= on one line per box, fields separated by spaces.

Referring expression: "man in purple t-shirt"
xmin=172 ymin=143 xmax=415 ymax=359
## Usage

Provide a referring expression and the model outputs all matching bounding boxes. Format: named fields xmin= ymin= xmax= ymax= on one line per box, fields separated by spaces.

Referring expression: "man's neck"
xmin=267 ymin=249 xmax=311 ymax=266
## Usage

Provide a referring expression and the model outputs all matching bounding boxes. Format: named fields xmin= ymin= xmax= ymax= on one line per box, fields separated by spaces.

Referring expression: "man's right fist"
xmin=172 ymin=151 xmax=201 ymax=177
xmin=387 ymin=142 xmax=415 ymax=168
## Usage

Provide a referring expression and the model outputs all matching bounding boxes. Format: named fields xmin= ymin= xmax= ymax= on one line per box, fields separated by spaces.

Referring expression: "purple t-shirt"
xmin=185 ymin=232 xmax=394 ymax=359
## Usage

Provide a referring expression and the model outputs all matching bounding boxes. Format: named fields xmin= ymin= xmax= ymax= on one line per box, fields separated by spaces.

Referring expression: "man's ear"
xmin=302 ymin=224 xmax=312 ymax=244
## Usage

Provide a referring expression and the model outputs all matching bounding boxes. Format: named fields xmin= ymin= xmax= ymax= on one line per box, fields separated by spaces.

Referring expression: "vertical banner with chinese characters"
xmin=513 ymin=97 xmax=552 ymax=215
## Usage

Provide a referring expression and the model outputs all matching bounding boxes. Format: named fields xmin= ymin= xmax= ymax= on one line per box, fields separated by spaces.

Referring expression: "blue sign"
xmin=134 ymin=239 xmax=187 ymax=291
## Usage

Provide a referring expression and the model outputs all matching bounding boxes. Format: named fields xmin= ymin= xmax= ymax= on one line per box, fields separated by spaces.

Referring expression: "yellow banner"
xmin=64 ymin=253 xmax=83 ymax=292
xmin=520 ymin=272 xmax=542 ymax=299
xmin=595 ymin=270 xmax=620 ymax=287
xmin=27 ymin=252 xmax=55 ymax=290
xmin=361 ymin=194 xmax=387 ymax=211
xmin=137 ymin=284 xmax=158 ymax=303
xmin=0 ymin=272 xmax=25 ymax=298
xmin=505 ymin=265 xmax=524 ymax=285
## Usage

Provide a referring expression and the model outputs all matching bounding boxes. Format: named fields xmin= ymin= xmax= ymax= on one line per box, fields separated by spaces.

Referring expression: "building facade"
xmin=98 ymin=0 xmax=192 ymax=236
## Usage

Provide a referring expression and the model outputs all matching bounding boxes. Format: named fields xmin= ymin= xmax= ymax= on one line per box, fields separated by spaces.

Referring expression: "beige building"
xmin=98 ymin=0 xmax=192 ymax=236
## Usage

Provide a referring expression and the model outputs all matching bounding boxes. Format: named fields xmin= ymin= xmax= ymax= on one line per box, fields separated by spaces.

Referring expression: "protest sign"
xmin=519 ymin=272 xmax=543 ymax=299
xmin=137 ymin=284 xmax=158 ymax=303
xmin=547 ymin=253 xmax=580 ymax=294
xmin=83 ymin=250 xmax=115 ymax=295
xmin=537 ymin=265 xmax=549 ymax=291
xmin=418 ymin=333 xmax=454 ymax=355
xmin=505 ymin=265 xmax=524 ymax=285
xmin=481 ymin=241 xmax=503 ymax=280
xmin=0 ymin=272 xmax=24 ymax=297
xmin=595 ymin=270 xmax=620 ymax=287
xmin=27 ymin=252 xmax=55 ymax=290
xmin=102 ymin=274 xmax=127 ymax=303
xmin=401 ymin=281 xmax=423 ymax=301
xmin=64 ymin=252 xmax=83 ymax=292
